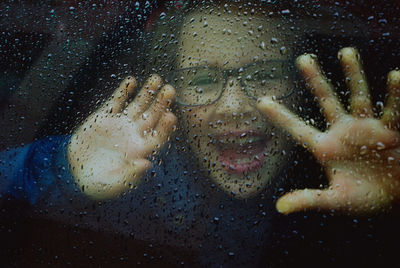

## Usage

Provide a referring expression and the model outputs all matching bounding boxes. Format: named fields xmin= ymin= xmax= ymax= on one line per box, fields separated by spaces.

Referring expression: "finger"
xmin=381 ymin=70 xmax=400 ymax=130
xmin=339 ymin=47 xmax=373 ymax=117
xmin=146 ymin=112 xmax=177 ymax=150
xmin=276 ymin=188 xmax=338 ymax=215
xmin=296 ymin=54 xmax=345 ymax=123
xmin=86 ymin=158 xmax=151 ymax=200
xmin=102 ymin=76 xmax=137 ymax=114
xmin=256 ymin=96 xmax=321 ymax=151
xmin=277 ymin=173 xmax=390 ymax=215
xmin=126 ymin=74 xmax=163 ymax=118
xmin=137 ymin=84 xmax=176 ymax=133
xmin=130 ymin=159 xmax=152 ymax=180
xmin=109 ymin=159 xmax=152 ymax=198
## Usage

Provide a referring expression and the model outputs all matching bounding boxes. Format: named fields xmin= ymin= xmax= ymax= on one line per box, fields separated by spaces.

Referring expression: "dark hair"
xmin=139 ymin=0 xmax=302 ymax=80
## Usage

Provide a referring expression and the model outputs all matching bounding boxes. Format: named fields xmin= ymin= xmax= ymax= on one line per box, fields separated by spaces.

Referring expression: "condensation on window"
xmin=1 ymin=1 xmax=400 ymax=267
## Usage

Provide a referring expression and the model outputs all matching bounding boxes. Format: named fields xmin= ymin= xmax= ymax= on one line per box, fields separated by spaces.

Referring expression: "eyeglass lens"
xmin=167 ymin=61 xmax=293 ymax=106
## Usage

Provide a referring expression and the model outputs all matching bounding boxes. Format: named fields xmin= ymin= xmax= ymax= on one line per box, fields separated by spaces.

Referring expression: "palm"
xmin=315 ymin=116 xmax=400 ymax=213
xmin=257 ymin=47 xmax=400 ymax=215
xmin=86 ymin=112 xmax=150 ymax=161
xmin=68 ymin=76 xmax=176 ymax=200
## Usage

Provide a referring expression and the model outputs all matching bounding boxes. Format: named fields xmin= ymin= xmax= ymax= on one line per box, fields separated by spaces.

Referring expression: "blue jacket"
xmin=0 ymin=135 xmax=276 ymax=267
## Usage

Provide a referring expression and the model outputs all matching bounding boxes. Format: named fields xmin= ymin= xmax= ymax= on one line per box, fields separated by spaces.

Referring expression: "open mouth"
xmin=213 ymin=130 xmax=269 ymax=174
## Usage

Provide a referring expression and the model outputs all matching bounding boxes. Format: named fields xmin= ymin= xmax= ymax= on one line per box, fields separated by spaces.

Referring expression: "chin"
xmin=218 ymin=182 xmax=266 ymax=199
xmin=184 ymin=124 xmax=291 ymax=199
xmin=209 ymin=167 xmax=273 ymax=199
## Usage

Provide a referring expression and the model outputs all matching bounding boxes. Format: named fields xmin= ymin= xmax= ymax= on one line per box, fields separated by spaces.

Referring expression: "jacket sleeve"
xmin=0 ymin=134 xmax=161 ymax=236
xmin=0 ymin=135 xmax=81 ymax=205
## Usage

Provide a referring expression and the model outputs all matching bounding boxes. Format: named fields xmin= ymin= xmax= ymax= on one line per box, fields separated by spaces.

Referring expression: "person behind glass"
xmin=2 ymin=0 xmax=400 ymax=266
xmin=68 ymin=1 xmax=400 ymax=215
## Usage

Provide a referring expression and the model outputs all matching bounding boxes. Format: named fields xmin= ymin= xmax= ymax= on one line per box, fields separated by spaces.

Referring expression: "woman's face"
xmin=175 ymin=10 xmax=294 ymax=198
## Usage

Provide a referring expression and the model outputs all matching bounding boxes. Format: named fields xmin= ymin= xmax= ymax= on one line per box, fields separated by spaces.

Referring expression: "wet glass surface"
xmin=1 ymin=1 xmax=400 ymax=267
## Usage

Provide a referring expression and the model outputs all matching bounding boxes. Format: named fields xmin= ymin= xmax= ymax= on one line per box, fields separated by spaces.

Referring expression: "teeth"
xmin=235 ymin=156 xmax=253 ymax=164
xmin=237 ymin=137 xmax=262 ymax=146
xmin=218 ymin=136 xmax=264 ymax=146
xmin=226 ymin=154 xmax=261 ymax=164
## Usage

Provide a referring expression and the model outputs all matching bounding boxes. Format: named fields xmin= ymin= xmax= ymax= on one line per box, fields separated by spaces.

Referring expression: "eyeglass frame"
xmin=165 ymin=60 xmax=296 ymax=107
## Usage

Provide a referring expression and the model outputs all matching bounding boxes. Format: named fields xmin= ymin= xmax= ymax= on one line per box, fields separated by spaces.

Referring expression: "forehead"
xmin=177 ymin=11 xmax=292 ymax=69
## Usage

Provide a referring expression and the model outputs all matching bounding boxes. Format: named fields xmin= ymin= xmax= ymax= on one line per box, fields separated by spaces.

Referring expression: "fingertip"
xmin=256 ymin=96 xmax=276 ymax=113
xmin=147 ymin=73 xmax=163 ymax=89
xmin=125 ymin=75 xmax=136 ymax=84
xmin=296 ymin=54 xmax=320 ymax=80
xmin=277 ymin=189 xmax=319 ymax=215
xmin=124 ymin=76 xmax=137 ymax=91
xmin=388 ymin=70 xmax=400 ymax=84
xmin=134 ymin=158 xmax=152 ymax=168
xmin=161 ymin=84 xmax=176 ymax=102
xmin=256 ymin=95 xmax=273 ymax=105
xmin=132 ymin=159 xmax=152 ymax=177
xmin=276 ymin=197 xmax=292 ymax=215
xmin=338 ymin=47 xmax=360 ymax=63
xmin=339 ymin=47 xmax=358 ymax=55
xmin=164 ymin=111 xmax=178 ymax=127
xmin=296 ymin=53 xmax=316 ymax=67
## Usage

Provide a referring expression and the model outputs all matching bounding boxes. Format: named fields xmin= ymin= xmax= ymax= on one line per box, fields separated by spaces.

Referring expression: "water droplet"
xmin=160 ymin=12 xmax=166 ymax=20
xmin=270 ymin=37 xmax=278 ymax=44
xmin=376 ymin=101 xmax=384 ymax=110
xmin=377 ymin=142 xmax=386 ymax=150
xmin=280 ymin=46 xmax=287 ymax=55
xmin=360 ymin=145 xmax=367 ymax=155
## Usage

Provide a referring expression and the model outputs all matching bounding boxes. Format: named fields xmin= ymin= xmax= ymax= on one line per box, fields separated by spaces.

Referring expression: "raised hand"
xmin=257 ymin=47 xmax=400 ymax=215
xmin=67 ymin=75 xmax=177 ymax=200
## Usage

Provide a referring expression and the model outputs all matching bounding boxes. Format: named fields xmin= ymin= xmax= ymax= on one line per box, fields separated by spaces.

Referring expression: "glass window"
xmin=1 ymin=1 xmax=400 ymax=266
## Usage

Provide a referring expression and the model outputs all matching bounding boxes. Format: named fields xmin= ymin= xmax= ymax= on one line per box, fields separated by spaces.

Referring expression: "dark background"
xmin=1 ymin=1 xmax=400 ymax=267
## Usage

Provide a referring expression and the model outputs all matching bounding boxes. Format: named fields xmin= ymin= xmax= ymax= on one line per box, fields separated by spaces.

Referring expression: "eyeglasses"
xmin=165 ymin=60 xmax=294 ymax=106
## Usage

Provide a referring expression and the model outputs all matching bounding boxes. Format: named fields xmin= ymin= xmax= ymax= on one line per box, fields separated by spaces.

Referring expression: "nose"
xmin=214 ymin=77 xmax=256 ymax=117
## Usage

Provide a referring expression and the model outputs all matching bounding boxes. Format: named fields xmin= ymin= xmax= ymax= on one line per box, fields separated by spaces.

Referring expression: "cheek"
xmin=179 ymin=107 xmax=215 ymax=133
xmin=178 ymin=110 xmax=217 ymax=158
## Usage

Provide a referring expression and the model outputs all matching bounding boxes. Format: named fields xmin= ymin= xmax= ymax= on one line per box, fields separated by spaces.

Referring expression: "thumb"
xmin=130 ymin=159 xmax=152 ymax=179
xmin=87 ymin=158 xmax=152 ymax=200
xmin=276 ymin=188 xmax=338 ymax=215
xmin=107 ymin=159 xmax=152 ymax=198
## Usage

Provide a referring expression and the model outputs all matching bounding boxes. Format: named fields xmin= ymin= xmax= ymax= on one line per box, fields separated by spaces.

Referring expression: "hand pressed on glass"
xmin=257 ymin=47 xmax=400 ymax=215
xmin=68 ymin=75 xmax=177 ymax=199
